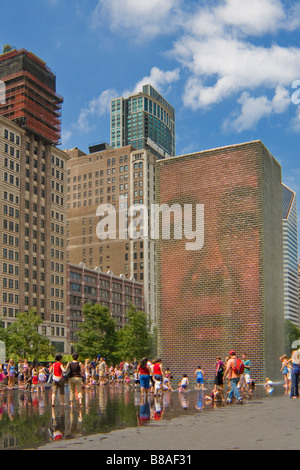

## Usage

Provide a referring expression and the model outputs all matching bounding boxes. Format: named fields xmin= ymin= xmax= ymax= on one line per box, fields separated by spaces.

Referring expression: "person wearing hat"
xmin=223 ymin=350 xmax=243 ymax=404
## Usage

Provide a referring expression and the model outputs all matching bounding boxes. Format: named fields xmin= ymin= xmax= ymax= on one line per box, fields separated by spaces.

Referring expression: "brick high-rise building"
xmin=156 ymin=141 xmax=284 ymax=382
xmin=0 ymin=47 xmax=69 ymax=353
xmin=65 ymin=144 xmax=157 ymax=326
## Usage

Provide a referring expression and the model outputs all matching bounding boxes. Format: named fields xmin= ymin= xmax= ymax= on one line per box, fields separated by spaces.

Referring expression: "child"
xmin=31 ymin=367 xmax=39 ymax=391
xmin=280 ymin=355 xmax=291 ymax=389
xmin=0 ymin=364 xmax=4 ymax=393
xmin=38 ymin=366 xmax=47 ymax=388
xmin=153 ymin=377 xmax=162 ymax=396
xmin=134 ymin=370 xmax=140 ymax=390
xmin=194 ymin=366 xmax=206 ymax=390
xmin=163 ymin=376 xmax=174 ymax=392
xmin=264 ymin=377 xmax=274 ymax=394
xmin=178 ymin=374 xmax=189 ymax=392
xmin=84 ymin=359 xmax=91 ymax=387
xmin=124 ymin=374 xmax=131 ymax=387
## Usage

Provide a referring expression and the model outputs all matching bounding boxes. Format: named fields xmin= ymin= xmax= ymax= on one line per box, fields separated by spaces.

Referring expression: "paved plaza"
xmin=37 ymin=393 xmax=300 ymax=451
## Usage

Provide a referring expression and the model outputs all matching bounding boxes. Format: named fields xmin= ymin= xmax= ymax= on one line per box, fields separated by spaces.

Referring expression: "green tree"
xmin=0 ymin=309 xmax=55 ymax=360
xmin=284 ymin=320 xmax=300 ymax=356
xmin=74 ymin=303 xmax=117 ymax=363
xmin=116 ymin=304 xmax=152 ymax=362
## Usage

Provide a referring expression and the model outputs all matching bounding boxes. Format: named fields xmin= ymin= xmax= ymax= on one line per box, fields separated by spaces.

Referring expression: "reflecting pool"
xmin=0 ymin=381 xmax=286 ymax=450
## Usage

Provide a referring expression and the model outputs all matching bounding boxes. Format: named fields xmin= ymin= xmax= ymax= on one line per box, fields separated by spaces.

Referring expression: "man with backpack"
xmin=223 ymin=350 xmax=244 ymax=404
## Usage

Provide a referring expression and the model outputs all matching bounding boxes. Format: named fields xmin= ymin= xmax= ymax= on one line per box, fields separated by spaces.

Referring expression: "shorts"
xmin=214 ymin=373 xmax=223 ymax=386
xmin=154 ymin=374 xmax=163 ymax=382
xmin=197 ymin=378 xmax=204 ymax=384
xmin=244 ymin=373 xmax=251 ymax=384
xmin=52 ymin=378 xmax=65 ymax=395
xmin=139 ymin=374 xmax=150 ymax=389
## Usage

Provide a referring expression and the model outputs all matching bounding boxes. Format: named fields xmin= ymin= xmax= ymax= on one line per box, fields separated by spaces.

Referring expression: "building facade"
xmin=0 ymin=48 xmax=69 ymax=353
xmin=65 ymin=145 xmax=158 ymax=327
xmin=156 ymin=141 xmax=284 ymax=382
xmin=0 ymin=115 xmax=69 ymax=352
xmin=110 ymin=85 xmax=175 ymax=159
xmin=67 ymin=263 xmax=143 ymax=345
xmin=282 ymin=184 xmax=299 ymax=326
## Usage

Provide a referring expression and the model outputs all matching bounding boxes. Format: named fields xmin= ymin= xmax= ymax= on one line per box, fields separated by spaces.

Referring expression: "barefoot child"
xmin=178 ymin=374 xmax=189 ymax=392
xmin=194 ymin=366 xmax=206 ymax=390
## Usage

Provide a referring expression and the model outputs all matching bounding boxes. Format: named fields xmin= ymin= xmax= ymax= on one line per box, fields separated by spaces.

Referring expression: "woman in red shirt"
xmin=151 ymin=358 xmax=164 ymax=395
xmin=51 ymin=354 xmax=65 ymax=407
xmin=138 ymin=357 xmax=150 ymax=399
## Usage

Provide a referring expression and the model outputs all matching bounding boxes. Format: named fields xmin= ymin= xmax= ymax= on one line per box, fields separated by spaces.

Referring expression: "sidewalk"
xmin=37 ymin=392 xmax=300 ymax=451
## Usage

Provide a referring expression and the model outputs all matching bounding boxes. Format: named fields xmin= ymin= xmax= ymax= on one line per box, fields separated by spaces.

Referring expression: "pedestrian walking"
xmin=138 ymin=357 xmax=150 ymax=399
xmin=151 ymin=359 xmax=164 ymax=395
xmin=7 ymin=358 xmax=16 ymax=389
xmin=287 ymin=348 xmax=300 ymax=399
xmin=213 ymin=357 xmax=224 ymax=392
xmin=66 ymin=353 xmax=84 ymax=406
xmin=17 ymin=359 xmax=24 ymax=389
xmin=223 ymin=350 xmax=243 ymax=404
xmin=50 ymin=354 xmax=65 ymax=406
xmin=238 ymin=353 xmax=251 ymax=393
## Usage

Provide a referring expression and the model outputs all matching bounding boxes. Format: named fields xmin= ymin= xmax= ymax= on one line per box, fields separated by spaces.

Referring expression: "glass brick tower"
xmin=110 ymin=85 xmax=175 ymax=159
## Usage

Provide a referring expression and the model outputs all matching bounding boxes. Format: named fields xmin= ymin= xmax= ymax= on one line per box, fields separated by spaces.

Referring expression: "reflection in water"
xmin=0 ymin=382 xmax=285 ymax=449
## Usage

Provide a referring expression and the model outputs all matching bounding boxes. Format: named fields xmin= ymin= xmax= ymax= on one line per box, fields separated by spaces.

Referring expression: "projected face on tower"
xmin=158 ymin=150 xmax=261 ymax=375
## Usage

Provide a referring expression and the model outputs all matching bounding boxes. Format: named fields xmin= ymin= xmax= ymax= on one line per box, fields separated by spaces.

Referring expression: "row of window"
xmin=4 ymin=129 xmax=20 ymax=144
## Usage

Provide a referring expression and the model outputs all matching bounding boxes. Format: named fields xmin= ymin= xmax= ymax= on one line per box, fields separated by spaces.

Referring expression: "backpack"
xmin=232 ymin=357 xmax=244 ymax=375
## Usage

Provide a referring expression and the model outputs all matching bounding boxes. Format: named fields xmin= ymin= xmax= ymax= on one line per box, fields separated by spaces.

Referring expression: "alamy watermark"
xmin=96 ymin=200 xmax=204 ymax=251
xmin=0 ymin=80 xmax=6 ymax=105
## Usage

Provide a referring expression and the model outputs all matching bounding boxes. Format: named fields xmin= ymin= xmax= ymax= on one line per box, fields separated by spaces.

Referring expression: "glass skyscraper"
xmin=282 ymin=184 xmax=299 ymax=326
xmin=110 ymin=85 xmax=175 ymax=158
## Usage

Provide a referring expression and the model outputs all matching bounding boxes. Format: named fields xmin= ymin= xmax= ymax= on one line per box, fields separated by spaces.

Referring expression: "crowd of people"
xmin=1 ymin=347 xmax=300 ymax=407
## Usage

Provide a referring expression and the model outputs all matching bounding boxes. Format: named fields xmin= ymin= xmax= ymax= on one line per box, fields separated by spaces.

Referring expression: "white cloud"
xmin=61 ymin=129 xmax=72 ymax=145
xmin=75 ymin=88 xmax=117 ymax=133
xmin=223 ymin=86 xmax=291 ymax=133
xmin=212 ymin=0 xmax=285 ymax=36
xmin=90 ymin=0 xmax=300 ymax=133
xmin=167 ymin=0 xmax=300 ymax=132
xmin=223 ymin=92 xmax=273 ymax=132
xmin=272 ymin=86 xmax=291 ymax=114
xmin=125 ymin=67 xmax=180 ymax=96
xmin=92 ymin=0 xmax=181 ymax=39
xmin=175 ymin=36 xmax=300 ymax=109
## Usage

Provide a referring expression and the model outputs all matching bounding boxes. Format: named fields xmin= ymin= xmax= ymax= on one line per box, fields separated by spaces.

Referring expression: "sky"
xmin=1 ymin=0 xmax=300 ymax=251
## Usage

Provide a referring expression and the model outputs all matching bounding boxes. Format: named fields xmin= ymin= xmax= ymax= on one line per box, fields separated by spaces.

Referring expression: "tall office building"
xmin=110 ymin=85 xmax=175 ymax=159
xmin=65 ymin=144 xmax=158 ymax=326
xmin=282 ymin=184 xmax=299 ymax=326
xmin=0 ymin=47 xmax=69 ymax=353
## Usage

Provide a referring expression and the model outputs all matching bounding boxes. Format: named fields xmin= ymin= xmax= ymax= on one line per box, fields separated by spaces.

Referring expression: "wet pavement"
xmin=0 ymin=380 xmax=295 ymax=450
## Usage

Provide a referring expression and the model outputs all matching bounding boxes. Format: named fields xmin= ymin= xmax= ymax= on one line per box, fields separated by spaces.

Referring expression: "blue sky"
xmin=1 ymin=0 xmax=300 ymax=251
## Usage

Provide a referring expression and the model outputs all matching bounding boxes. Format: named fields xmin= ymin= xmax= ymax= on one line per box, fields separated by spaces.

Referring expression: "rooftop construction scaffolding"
xmin=0 ymin=48 xmax=63 ymax=145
